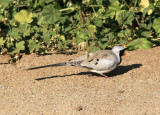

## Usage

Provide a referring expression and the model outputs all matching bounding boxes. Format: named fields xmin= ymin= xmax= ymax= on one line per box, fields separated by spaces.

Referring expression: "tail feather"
xmin=68 ymin=60 xmax=83 ymax=67
xmin=27 ymin=60 xmax=84 ymax=70
xmin=27 ymin=62 xmax=67 ymax=70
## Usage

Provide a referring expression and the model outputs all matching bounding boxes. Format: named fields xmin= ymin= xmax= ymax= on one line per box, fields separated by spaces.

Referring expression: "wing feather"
xmin=80 ymin=50 xmax=118 ymax=71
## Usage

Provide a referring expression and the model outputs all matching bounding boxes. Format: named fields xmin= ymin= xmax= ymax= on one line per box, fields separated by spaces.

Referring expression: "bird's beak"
xmin=123 ymin=53 xmax=127 ymax=57
xmin=124 ymin=48 xmax=128 ymax=57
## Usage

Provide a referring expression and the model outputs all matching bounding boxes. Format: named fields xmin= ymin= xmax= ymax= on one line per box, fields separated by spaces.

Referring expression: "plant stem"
xmin=59 ymin=7 xmax=75 ymax=12
xmin=59 ymin=5 xmax=102 ymax=12
xmin=88 ymin=5 xmax=103 ymax=7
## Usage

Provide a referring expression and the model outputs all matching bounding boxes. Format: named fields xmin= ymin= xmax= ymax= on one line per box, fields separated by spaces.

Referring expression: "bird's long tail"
xmin=27 ymin=60 xmax=83 ymax=70
xmin=27 ymin=62 xmax=67 ymax=70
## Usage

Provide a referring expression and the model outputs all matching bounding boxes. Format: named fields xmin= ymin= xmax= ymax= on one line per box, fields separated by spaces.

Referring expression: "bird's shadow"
xmin=35 ymin=64 xmax=142 ymax=81
xmin=0 ymin=63 xmax=9 ymax=64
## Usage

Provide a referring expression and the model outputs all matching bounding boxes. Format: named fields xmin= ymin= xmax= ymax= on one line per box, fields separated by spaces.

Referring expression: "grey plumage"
xmin=27 ymin=46 xmax=126 ymax=77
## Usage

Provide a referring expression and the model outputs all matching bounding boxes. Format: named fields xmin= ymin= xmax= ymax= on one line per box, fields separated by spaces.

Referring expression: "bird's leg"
xmin=101 ymin=74 xmax=108 ymax=78
xmin=88 ymin=74 xmax=96 ymax=78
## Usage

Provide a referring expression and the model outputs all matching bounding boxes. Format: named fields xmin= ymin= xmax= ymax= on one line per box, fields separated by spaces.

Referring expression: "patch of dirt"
xmin=0 ymin=47 xmax=160 ymax=114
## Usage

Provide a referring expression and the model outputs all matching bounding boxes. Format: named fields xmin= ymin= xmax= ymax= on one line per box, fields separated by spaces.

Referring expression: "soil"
xmin=0 ymin=47 xmax=160 ymax=115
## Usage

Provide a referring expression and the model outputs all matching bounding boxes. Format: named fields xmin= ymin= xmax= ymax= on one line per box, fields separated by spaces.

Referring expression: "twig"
xmin=40 ymin=25 xmax=47 ymax=32
xmin=123 ymin=0 xmax=141 ymax=28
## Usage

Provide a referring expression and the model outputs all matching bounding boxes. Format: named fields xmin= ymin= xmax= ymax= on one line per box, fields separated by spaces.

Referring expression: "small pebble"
xmin=0 ymin=85 xmax=3 ymax=88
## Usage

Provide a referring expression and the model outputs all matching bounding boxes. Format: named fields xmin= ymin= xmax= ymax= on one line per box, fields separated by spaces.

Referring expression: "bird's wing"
xmin=80 ymin=50 xmax=118 ymax=71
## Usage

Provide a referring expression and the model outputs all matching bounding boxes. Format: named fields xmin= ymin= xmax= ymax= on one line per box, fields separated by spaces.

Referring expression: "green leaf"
xmin=87 ymin=45 xmax=101 ymax=53
xmin=57 ymin=41 xmax=65 ymax=49
xmin=117 ymin=30 xmax=125 ymax=38
xmin=73 ymin=37 xmax=84 ymax=45
xmin=14 ymin=10 xmax=33 ymax=24
xmin=93 ymin=18 xmax=103 ymax=27
xmin=142 ymin=7 xmax=151 ymax=16
xmin=12 ymin=49 xmax=20 ymax=54
xmin=76 ymin=31 xmax=88 ymax=40
xmin=0 ymin=37 xmax=6 ymax=46
xmin=117 ymin=11 xmax=134 ymax=25
xmin=118 ymin=39 xmax=128 ymax=44
xmin=8 ymin=28 xmax=22 ymax=40
xmin=0 ymin=0 xmax=13 ymax=6
xmin=105 ymin=1 xmax=122 ymax=19
xmin=109 ymin=0 xmax=118 ymax=4
xmin=16 ymin=41 xmax=25 ymax=50
xmin=12 ymin=41 xmax=25 ymax=54
xmin=102 ymin=28 xmax=110 ymax=33
xmin=98 ymin=41 xmax=106 ymax=49
xmin=96 ymin=0 xmax=103 ymax=5
xmin=153 ymin=17 xmax=160 ymax=33
xmin=39 ymin=4 xmax=61 ymax=25
xmin=101 ymin=37 xmax=107 ymax=42
xmin=28 ymin=39 xmax=42 ymax=53
xmin=18 ymin=23 xmax=31 ymax=37
xmin=5 ymin=37 xmax=14 ymax=48
xmin=88 ymin=24 xmax=97 ymax=33
xmin=141 ymin=31 xmax=150 ymax=37
xmin=59 ymin=35 xmax=66 ymax=41
xmin=127 ymin=38 xmax=153 ymax=50
xmin=108 ymin=1 xmax=121 ymax=12
xmin=42 ymin=31 xmax=51 ymax=44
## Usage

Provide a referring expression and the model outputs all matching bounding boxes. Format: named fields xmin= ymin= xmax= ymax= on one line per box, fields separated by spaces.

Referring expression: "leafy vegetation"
xmin=127 ymin=38 xmax=153 ymax=50
xmin=0 ymin=0 xmax=160 ymax=61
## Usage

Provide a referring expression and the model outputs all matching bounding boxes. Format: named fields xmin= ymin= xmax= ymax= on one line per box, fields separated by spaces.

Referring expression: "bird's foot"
xmin=88 ymin=74 xmax=96 ymax=78
xmin=101 ymin=74 xmax=109 ymax=78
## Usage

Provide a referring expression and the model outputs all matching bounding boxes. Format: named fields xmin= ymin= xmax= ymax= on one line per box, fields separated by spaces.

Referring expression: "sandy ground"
xmin=0 ymin=47 xmax=160 ymax=115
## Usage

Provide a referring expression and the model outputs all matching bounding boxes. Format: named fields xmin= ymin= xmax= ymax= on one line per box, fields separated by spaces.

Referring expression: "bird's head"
xmin=112 ymin=46 xmax=126 ymax=57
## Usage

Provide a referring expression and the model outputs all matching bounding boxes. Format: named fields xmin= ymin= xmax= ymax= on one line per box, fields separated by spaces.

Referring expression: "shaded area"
xmin=27 ymin=62 xmax=66 ymax=70
xmin=37 ymin=53 xmax=53 ymax=56
xmin=35 ymin=64 xmax=142 ymax=81
xmin=0 ymin=63 xmax=9 ymax=64
xmin=55 ymin=51 xmax=78 ymax=55
xmin=107 ymin=64 xmax=142 ymax=77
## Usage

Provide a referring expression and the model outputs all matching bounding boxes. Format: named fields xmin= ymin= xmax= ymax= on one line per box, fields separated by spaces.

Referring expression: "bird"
xmin=27 ymin=46 xmax=126 ymax=77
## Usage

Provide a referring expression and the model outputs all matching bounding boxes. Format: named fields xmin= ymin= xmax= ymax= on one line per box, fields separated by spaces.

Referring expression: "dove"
xmin=27 ymin=46 xmax=126 ymax=77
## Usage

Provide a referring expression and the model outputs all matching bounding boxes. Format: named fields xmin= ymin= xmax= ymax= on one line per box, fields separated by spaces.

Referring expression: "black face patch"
xmin=119 ymin=49 xmax=125 ymax=57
